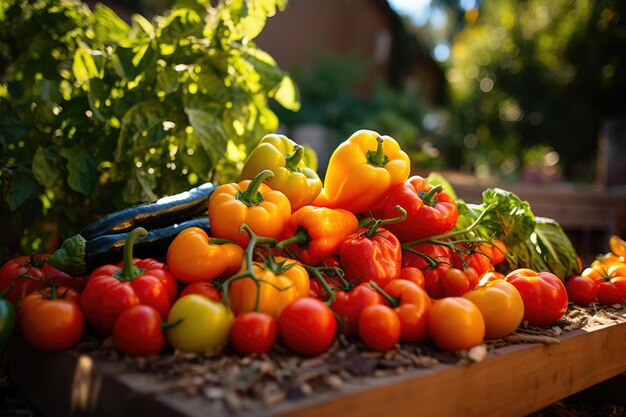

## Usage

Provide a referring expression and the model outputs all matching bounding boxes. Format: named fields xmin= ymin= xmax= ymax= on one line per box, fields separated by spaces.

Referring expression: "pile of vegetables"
xmin=1 ymin=129 xmax=624 ymax=358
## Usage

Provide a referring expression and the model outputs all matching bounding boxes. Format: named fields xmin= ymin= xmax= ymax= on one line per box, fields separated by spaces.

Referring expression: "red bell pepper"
xmin=376 ymin=176 xmax=458 ymax=242
xmin=80 ymin=228 xmax=176 ymax=335
xmin=339 ymin=207 xmax=406 ymax=288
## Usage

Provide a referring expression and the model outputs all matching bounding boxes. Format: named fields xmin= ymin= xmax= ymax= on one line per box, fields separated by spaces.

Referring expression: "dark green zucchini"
xmin=80 ymin=182 xmax=216 ymax=240
xmin=47 ymin=218 xmax=211 ymax=276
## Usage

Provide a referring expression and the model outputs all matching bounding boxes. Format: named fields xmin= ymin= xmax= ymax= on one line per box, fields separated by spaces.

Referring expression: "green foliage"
xmin=445 ymin=0 xmax=626 ymax=180
xmin=0 ymin=0 xmax=297 ymax=260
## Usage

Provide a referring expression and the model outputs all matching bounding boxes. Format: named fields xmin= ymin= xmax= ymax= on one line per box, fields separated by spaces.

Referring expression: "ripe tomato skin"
xmin=180 ymin=281 xmax=221 ymax=302
xmin=597 ymin=277 xmax=626 ymax=306
xmin=423 ymin=264 xmax=450 ymax=299
xmin=463 ymin=280 xmax=524 ymax=339
xmin=566 ymin=276 xmax=597 ymax=306
xmin=230 ymin=312 xmax=277 ymax=355
xmin=428 ymin=297 xmax=485 ymax=351
xmin=278 ymin=298 xmax=336 ymax=356
xmin=505 ymin=269 xmax=568 ymax=326
xmin=399 ymin=267 xmax=425 ymax=288
xmin=441 ymin=268 xmax=470 ymax=297
xmin=19 ymin=287 xmax=84 ymax=351
xmin=489 ymin=240 xmax=507 ymax=265
xmin=465 ymin=251 xmax=491 ymax=277
xmin=358 ymin=304 xmax=400 ymax=351
xmin=0 ymin=256 xmax=47 ymax=305
xmin=113 ymin=305 xmax=164 ymax=356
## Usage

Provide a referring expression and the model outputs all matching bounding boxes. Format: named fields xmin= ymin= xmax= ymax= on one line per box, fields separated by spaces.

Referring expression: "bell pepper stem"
xmin=365 ymin=206 xmax=407 ymax=238
xmin=285 ymin=145 xmax=304 ymax=172
xmin=276 ymin=228 xmax=311 ymax=250
xmin=117 ymin=227 xmax=148 ymax=281
xmin=237 ymin=169 xmax=274 ymax=207
xmin=369 ymin=281 xmax=400 ymax=308
xmin=366 ymin=136 xmax=389 ymax=167
xmin=419 ymin=185 xmax=444 ymax=207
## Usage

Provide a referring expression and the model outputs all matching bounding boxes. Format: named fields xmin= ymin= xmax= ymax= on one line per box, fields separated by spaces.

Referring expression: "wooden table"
xmin=9 ymin=321 xmax=626 ymax=417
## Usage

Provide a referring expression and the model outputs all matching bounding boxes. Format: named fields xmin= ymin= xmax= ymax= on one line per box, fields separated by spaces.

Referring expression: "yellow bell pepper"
xmin=313 ymin=130 xmax=410 ymax=213
xmin=240 ymin=134 xmax=322 ymax=211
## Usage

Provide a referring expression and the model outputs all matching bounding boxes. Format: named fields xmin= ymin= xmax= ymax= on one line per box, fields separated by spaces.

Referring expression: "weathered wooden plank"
xmin=8 ymin=322 xmax=626 ymax=417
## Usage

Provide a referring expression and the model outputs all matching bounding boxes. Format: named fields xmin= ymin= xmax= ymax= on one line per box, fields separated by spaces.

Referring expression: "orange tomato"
xmin=427 ymin=297 xmax=485 ymax=351
xmin=463 ymin=280 xmax=524 ymax=339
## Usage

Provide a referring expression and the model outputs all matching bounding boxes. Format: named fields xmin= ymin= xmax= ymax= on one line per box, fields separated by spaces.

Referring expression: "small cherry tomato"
xmin=113 ymin=305 xmax=164 ymax=356
xmin=505 ymin=269 xmax=568 ymax=326
xmin=0 ymin=255 xmax=47 ymax=305
xmin=597 ymin=277 xmax=626 ymax=306
xmin=278 ymin=298 xmax=336 ymax=356
xmin=19 ymin=286 xmax=85 ymax=351
xmin=358 ymin=304 xmax=400 ymax=352
xmin=441 ymin=268 xmax=470 ymax=297
xmin=331 ymin=283 xmax=386 ymax=337
xmin=180 ymin=281 xmax=221 ymax=302
xmin=489 ymin=240 xmax=507 ymax=265
xmin=230 ymin=312 xmax=277 ymax=355
xmin=465 ymin=251 xmax=491 ymax=277
xmin=399 ymin=267 xmax=425 ymax=288
xmin=463 ymin=280 xmax=524 ymax=339
xmin=566 ymin=276 xmax=597 ymax=306
xmin=428 ymin=297 xmax=485 ymax=351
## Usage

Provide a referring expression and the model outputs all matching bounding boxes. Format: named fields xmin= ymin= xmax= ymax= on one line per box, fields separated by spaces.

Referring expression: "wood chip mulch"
xmin=73 ymin=303 xmax=626 ymax=415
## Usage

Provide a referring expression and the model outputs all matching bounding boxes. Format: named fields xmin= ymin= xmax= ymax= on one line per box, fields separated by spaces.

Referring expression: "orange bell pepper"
xmin=313 ymin=130 xmax=410 ymax=213
xmin=277 ymin=206 xmax=358 ymax=265
xmin=208 ymin=170 xmax=291 ymax=247
xmin=228 ymin=256 xmax=309 ymax=318
xmin=166 ymin=227 xmax=244 ymax=284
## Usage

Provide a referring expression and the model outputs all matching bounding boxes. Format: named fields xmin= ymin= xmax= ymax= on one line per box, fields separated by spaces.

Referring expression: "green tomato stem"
xmin=368 ymin=280 xmax=400 ymax=308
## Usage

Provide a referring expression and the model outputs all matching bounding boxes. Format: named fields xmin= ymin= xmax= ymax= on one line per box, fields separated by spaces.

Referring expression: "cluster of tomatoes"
xmin=566 ymin=236 xmax=626 ymax=307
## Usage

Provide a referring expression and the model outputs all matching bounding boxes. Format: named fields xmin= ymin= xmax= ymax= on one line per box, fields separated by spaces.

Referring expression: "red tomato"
xmin=19 ymin=286 xmax=84 ymax=351
xmin=402 ymin=243 xmax=452 ymax=270
xmin=465 ymin=251 xmax=491 ymax=277
xmin=423 ymin=264 xmax=450 ymax=299
xmin=230 ymin=312 xmax=277 ymax=355
xmin=566 ymin=276 xmax=597 ymax=306
xmin=42 ymin=259 xmax=85 ymax=291
xmin=0 ymin=255 xmax=47 ymax=305
xmin=441 ymin=268 xmax=471 ymax=297
xmin=331 ymin=283 xmax=386 ymax=337
xmin=180 ymin=281 xmax=221 ymax=302
xmin=597 ymin=277 xmax=626 ymax=306
xmin=358 ymin=304 xmax=400 ymax=351
xmin=428 ymin=297 xmax=485 ymax=351
xmin=399 ymin=267 xmax=425 ymax=288
xmin=113 ymin=305 xmax=164 ymax=356
xmin=278 ymin=298 xmax=336 ymax=356
xmin=489 ymin=240 xmax=507 ymax=265
xmin=505 ymin=269 xmax=568 ymax=326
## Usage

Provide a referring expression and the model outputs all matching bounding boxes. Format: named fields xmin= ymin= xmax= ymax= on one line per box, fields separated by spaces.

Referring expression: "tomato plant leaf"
xmin=32 ymin=146 xmax=60 ymax=188
xmin=93 ymin=4 xmax=131 ymax=43
xmin=59 ymin=147 xmax=97 ymax=195
xmin=6 ymin=170 xmax=39 ymax=211
xmin=73 ymin=46 xmax=100 ymax=84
